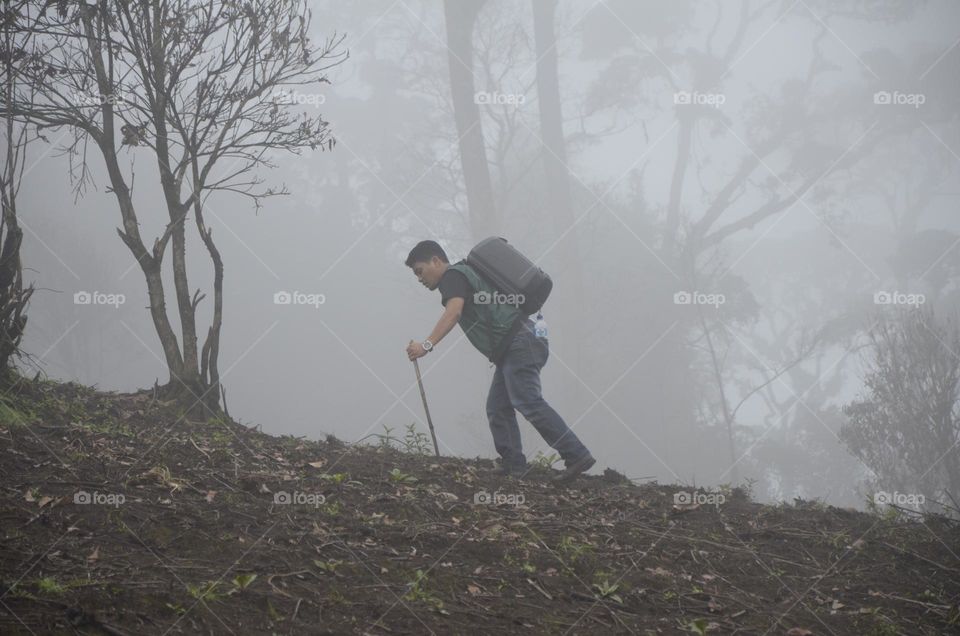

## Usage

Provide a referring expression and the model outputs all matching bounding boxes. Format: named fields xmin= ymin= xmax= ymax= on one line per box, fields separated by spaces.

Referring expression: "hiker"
xmin=404 ymin=239 xmax=596 ymax=483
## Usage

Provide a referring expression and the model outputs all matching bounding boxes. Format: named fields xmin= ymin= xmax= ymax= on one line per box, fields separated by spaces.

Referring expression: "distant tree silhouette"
xmin=842 ymin=307 xmax=960 ymax=515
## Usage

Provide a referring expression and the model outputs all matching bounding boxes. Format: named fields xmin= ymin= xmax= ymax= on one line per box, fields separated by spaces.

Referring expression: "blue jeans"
xmin=486 ymin=320 xmax=591 ymax=467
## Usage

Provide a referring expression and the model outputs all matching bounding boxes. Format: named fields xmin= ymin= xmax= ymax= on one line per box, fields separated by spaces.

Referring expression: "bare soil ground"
xmin=1 ymin=377 xmax=958 ymax=635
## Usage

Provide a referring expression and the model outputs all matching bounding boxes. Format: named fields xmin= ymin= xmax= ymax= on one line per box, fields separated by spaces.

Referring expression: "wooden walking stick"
xmin=412 ymin=356 xmax=440 ymax=458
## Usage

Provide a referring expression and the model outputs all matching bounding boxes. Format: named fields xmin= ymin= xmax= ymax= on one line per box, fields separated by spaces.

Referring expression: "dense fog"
xmin=9 ymin=0 xmax=960 ymax=512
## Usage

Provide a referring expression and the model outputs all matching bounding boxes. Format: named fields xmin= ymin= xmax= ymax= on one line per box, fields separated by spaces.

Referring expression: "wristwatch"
xmin=421 ymin=339 xmax=434 ymax=352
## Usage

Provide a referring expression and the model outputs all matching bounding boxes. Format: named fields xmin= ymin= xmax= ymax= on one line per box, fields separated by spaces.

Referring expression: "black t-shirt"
xmin=438 ymin=268 xmax=473 ymax=309
xmin=437 ymin=265 xmax=528 ymax=364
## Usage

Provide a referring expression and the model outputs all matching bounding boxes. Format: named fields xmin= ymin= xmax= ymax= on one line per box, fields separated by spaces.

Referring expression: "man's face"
xmin=411 ymin=256 xmax=446 ymax=291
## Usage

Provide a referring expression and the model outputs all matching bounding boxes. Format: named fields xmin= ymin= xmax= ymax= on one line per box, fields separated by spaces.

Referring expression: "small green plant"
xmin=371 ymin=423 xmax=432 ymax=454
xmin=313 ymin=559 xmax=343 ymax=574
xmin=37 ymin=577 xmax=65 ymax=595
xmin=320 ymin=501 xmax=342 ymax=516
xmin=389 ymin=468 xmax=417 ymax=484
xmin=210 ymin=429 xmax=232 ymax=446
xmin=403 ymin=422 xmax=432 ymax=454
xmin=532 ymin=451 xmax=561 ymax=470
xmin=146 ymin=465 xmax=186 ymax=494
xmin=827 ymin=531 xmax=850 ymax=549
xmin=231 ymin=573 xmax=257 ymax=592
xmin=685 ymin=618 xmax=709 ymax=635
xmin=165 ymin=602 xmax=186 ymax=615
xmin=947 ymin=603 xmax=960 ymax=626
xmin=557 ymin=535 xmax=592 ymax=561
xmin=319 ymin=472 xmax=349 ymax=485
xmin=859 ymin=616 xmax=899 ymax=636
xmin=266 ymin=598 xmax=283 ymax=620
xmin=592 ymin=572 xmax=622 ymax=603
xmin=207 ymin=414 xmax=231 ymax=427
xmin=58 ymin=398 xmax=88 ymax=424
xmin=378 ymin=424 xmax=396 ymax=449
xmin=521 ymin=562 xmax=536 ymax=574
xmin=594 ymin=581 xmax=622 ymax=603
xmin=403 ymin=569 xmax=444 ymax=610
xmin=187 ymin=581 xmax=224 ymax=602
xmin=0 ymin=398 xmax=29 ymax=427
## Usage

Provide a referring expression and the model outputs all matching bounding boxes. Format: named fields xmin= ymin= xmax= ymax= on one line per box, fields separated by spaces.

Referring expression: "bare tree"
xmin=841 ymin=307 xmax=960 ymax=515
xmin=577 ymin=0 xmax=946 ymax=485
xmin=739 ymin=236 xmax=875 ymax=502
xmin=0 ymin=0 xmax=35 ymax=380
xmin=5 ymin=0 xmax=345 ymax=411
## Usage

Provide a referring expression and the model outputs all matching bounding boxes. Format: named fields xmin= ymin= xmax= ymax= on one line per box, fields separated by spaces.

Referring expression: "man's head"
xmin=405 ymin=240 xmax=449 ymax=291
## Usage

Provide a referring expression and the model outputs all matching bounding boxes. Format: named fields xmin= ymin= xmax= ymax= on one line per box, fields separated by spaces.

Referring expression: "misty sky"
xmin=12 ymin=0 xmax=960 ymax=509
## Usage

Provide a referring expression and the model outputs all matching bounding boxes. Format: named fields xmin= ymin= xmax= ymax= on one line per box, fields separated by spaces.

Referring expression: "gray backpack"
xmin=466 ymin=237 xmax=552 ymax=315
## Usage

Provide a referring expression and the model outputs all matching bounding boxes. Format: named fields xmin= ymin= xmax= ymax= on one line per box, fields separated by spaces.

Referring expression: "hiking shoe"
xmin=552 ymin=453 xmax=596 ymax=484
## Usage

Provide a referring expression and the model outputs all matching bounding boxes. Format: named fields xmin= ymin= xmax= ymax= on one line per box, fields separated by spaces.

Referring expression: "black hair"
xmin=405 ymin=240 xmax=449 ymax=268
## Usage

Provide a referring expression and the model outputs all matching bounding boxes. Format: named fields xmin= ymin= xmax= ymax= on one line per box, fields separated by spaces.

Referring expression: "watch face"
xmin=422 ymin=341 xmax=433 ymax=350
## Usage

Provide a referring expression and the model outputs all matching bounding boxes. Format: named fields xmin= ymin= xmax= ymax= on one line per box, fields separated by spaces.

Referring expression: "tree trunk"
xmin=80 ymin=6 xmax=187 ymax=392
xmin=532 ymin=0 xmax=587 ymax=371
xmin=0 ymin=203 xmax=29 ymax=373
xmin=0 ymin=24 xmax=30 ymax=376
xmin=98 ymin=150 xmax=185 ymax=389
xmin=698 ymin=303 xmax=739 ymax=485
xmin=532 ymin=0 xmax=576 ymax=242
xmin=147 ymin=0 xmax=201 ymax=394
xmin=194 ymin=193 xmax=223 ymax=414
xmin=443 ymin=0 xmax=498 ymax=240
xmin=162 ymin=189 xmax=199 ymax=383
xmin=665 ymin=117 xmax=693 ymax=254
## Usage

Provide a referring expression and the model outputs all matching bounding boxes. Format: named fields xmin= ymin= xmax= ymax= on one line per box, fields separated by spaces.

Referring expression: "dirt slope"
xmin=0 ymin=378 xmax=958 ymax=635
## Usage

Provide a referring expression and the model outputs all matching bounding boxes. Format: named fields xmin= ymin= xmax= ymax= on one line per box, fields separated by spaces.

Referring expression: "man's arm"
xmin=407 ymin=297 xmax=464 ymax=361
xmin=426 ymin=296 xmax=464 ymax=345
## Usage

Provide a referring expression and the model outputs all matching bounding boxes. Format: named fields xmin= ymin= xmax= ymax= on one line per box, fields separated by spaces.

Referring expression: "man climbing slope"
xmin=404 ymin=239 xmax=595 ymax=483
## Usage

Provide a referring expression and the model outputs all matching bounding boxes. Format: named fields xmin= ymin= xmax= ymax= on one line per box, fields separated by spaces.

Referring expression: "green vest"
xmin=447 ymin=261 xmax=524 ymax=363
